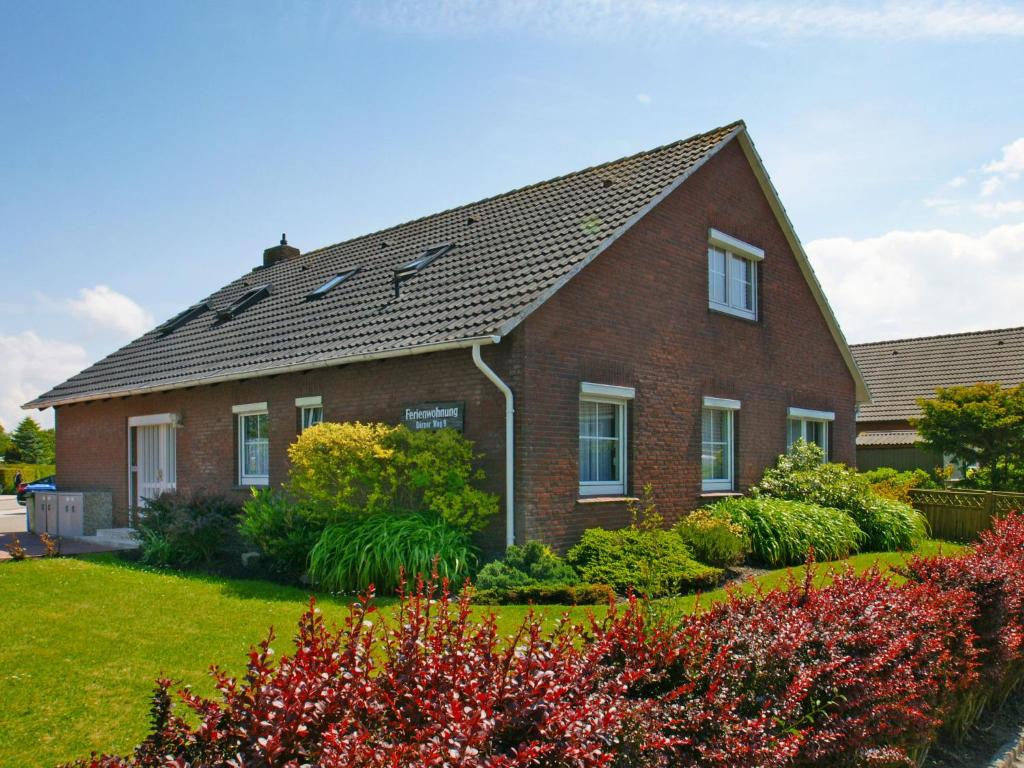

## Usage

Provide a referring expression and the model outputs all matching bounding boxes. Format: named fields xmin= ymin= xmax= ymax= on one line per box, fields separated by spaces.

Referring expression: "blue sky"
xmin=2 ymin=0 xmax=1024 ymax=429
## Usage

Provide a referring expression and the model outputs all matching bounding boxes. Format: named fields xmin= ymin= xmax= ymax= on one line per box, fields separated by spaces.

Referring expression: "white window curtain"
xmin=239 ymin=411 xmax=269 ymax=485
xmin=702 ymin=407 xmax=734 ymax=491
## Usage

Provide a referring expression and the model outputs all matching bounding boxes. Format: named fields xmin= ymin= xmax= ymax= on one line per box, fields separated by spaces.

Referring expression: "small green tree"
xmin=0 ymin=422 xmax=11 ymax=460
xmin=9 ymin=417 xmax=46 ymax=464
xmin=913 ymin=383 xmax=1024 ymax=491
xmin=39 ymin=428 xmax=56 ymax=465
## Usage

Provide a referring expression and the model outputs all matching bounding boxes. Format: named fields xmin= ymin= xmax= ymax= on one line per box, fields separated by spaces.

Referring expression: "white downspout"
xmin=472 ymin=341 xmax=515 ymax=549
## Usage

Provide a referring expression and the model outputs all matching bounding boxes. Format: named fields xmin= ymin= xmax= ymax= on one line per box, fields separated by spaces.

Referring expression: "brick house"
xmin=851 ymin=327 xmax=1024 ymax=473
xmin=25 ymin=121 xmax=868 ymax=553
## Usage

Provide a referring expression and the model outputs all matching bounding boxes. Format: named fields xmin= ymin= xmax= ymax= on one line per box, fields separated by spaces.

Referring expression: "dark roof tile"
xmin=30 ymin=122 xmax=743 ymax=407
xmin=851 ymin=327 xmax=1024 ymax=422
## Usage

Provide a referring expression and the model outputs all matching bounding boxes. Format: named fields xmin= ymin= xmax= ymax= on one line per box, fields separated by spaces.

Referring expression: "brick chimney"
xmin=263 ymin=234 xmax=300 ymax=267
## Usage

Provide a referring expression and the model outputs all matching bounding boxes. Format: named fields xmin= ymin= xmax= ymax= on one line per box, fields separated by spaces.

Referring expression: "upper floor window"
xmin=233 ymin=402 xmax=269 ymax=486
xmin=786 ymin=407 xmax=835 ymax=460
xmin=579 ymin=382 xmax=634 ymax=497
xmin=707 ymin=229 xmax=763 ymax=321
xmin=296 ymin=396 xmax=324 ymax=432
xmin=702 ymin=396 xmax=740 ymax=492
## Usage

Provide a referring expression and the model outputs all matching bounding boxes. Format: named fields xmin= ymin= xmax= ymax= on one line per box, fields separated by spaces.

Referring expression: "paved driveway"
xmin=0 ymin=495 xmax=27 ymax=534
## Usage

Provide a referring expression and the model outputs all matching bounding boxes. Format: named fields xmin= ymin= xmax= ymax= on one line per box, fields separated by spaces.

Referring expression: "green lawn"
xmin=0 ymin=540 xmax=966 ymax=767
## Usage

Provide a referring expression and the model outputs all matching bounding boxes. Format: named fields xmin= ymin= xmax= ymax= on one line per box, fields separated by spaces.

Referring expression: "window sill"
xmin=708 ymin=304 xmax=758 ymax=323
xmin=576 ymin=496 xmax=639 ymax=505
xmin=232 ymin=484 xmax=269 ymax=491
xmin=699 ymin=491 xmax=742 ymax=499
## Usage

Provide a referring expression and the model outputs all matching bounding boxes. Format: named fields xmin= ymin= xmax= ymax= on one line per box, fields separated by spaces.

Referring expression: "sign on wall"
xmin=402 ymin=402 xmax=465 ymax=432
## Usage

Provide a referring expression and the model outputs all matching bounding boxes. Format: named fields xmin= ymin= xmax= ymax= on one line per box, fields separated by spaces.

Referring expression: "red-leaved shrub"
xmin=66 ymin=514 xmax=1024 ymax=768
xmin=901 ymin=511 xmax=1024 ymax=737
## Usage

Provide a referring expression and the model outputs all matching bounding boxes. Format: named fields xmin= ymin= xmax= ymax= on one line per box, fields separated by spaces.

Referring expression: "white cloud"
xmin=981 ymin=176 xmax=1003 ymax=196
xmin=947 ymin=176 xmax=967 ymax=188
xmin=0 ymin=332 xmax=90 ymax=431
xmin=972 ymin=199 xmax=1024 ymax=217
xmin=355 ymin=1 xmax=1024 ymax=39
xmin=807 ymin=223 xmax=1024 ymax=343
xmin=636 ymin=93 xmax=652 ymax=105
xmin=66 ymin=285 xmax=154 ymax=338
xmin=984 ymin=137 xmax=1024 ymax=178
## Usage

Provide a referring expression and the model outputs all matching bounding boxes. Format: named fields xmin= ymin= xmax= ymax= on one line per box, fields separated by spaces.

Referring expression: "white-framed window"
xmin=707 ymin=228 xmax=763 ymax=320
xmin=233 ymin=402 xmax=269 ymax=486
xmin=786 ymin=407 xmax=834 ymax=460
xmin=702 ymin=396 xmax=740 ymax=492
xmin=579 ymin=382 xmax=635 ymax=496
xmin=296 ymin=396 xmax=323 ymax=432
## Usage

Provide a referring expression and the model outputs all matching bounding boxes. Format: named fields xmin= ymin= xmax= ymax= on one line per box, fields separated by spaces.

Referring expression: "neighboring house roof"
xmin=27 ymin=121 xmax=868 ymax=409
xmin=855 ymin=430 xmax=923 ymax=448
xmin=851 ymin=326 xmax=1024 ymax=425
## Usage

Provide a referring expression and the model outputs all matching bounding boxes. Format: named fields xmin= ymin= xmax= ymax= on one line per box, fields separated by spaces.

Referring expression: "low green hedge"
xmin=473 ymin=582 xmax=615 ymax=605
xmin=566 ymin=526 xmax=723 ymax=597
xmin=0 ymin=463 xmax=55 ymax=493
xmin=705 ymin=497 xmax=865 ymax=567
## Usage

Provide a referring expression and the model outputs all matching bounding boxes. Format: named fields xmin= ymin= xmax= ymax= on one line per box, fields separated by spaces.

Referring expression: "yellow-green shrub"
xmin=286 ymin=422 xmax=498 ymax=533
xmin=674 ymin=508 xmax=750 ymax=568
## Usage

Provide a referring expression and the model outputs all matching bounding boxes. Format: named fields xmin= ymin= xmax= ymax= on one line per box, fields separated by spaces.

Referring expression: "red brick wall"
xmin=55 ymin=344 xmax=516 ymax=553
xmin=53 ymin=138 xmax=857 ymax=555
xmin=514 ymin=140 xmax=857 ymax=550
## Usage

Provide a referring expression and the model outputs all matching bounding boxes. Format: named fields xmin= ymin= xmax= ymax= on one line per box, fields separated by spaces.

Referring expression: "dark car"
xmin=16 ymin=475 xmax=56 ymax=505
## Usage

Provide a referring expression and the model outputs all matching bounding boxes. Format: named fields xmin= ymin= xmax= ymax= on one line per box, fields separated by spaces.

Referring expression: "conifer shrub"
xmin=473 ymin=541 xmax=613 ymax=604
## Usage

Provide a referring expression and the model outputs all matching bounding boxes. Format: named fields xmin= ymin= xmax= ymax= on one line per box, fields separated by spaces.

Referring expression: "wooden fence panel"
xmin=908 ymin=489 xmax=1024 ymax=541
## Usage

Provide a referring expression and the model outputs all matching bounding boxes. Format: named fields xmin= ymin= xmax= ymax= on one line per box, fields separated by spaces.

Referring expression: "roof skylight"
xmin=217 ymin=284 xmax=270 ymax=320
xmin=307 ymin=267 xmax=360 ymax=300
xmin=157 ymin=302 xmax=209 ymax=336
xmin=393 ymin=244 xmax=453 ymax=297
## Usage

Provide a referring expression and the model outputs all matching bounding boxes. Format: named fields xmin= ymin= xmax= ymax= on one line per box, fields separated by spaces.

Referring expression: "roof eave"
xmin=23 ymin=334 xmax=502 ymax=411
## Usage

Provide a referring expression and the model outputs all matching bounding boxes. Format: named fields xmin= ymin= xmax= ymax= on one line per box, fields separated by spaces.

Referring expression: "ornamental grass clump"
xmin=308 ymin=512 xmax=475 ymax=594
xmin=705 ymin=496 xmax=864 ymax=567
xmin=754 ymin=440 xmax=928 ymax=551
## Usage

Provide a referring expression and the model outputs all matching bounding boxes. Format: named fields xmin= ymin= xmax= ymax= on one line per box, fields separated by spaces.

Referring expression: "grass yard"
xmin=0 ymin=540 xmax=965 ymax=767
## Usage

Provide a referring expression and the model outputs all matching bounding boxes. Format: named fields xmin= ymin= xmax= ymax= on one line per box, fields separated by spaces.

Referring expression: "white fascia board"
xmin=703 ymin=396 xmax=741 ymax=410
xmin=708 ymin=228 xmax=764 ymax=261
xmin=581 ymin=382 xmax=636 ymax=400
xmin=788 ymin=407 xmax=835 ymax=421
xmin=127 ymin=413 xmax=177 ymax=427
xmin=295 ymin=395 xmax=322 ymax=407
xmin=734 ymin=130 xmax=871 ymax=404
xmin=23 ymin=335 xmax=501 ymax=410
xmin=232 ymin=402 xmax=268 ymax=414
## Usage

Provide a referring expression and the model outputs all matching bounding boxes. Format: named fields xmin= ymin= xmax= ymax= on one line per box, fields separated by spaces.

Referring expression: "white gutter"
xmin=24 ymin=335 xmax=500 ymax=410
xmin=471 ymin=342 xmax=515 ymax=549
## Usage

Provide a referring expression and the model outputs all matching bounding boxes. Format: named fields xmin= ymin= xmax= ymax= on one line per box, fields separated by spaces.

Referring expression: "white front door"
xmin=135 ymin=423 xmax=176 ymax=505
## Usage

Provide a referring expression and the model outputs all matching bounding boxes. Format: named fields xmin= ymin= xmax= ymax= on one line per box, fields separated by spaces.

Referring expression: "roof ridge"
xmin=300 ymin=120 xmax=745 ymax=260
xmin=851 ymin=325 xmax=1024 ymax=348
